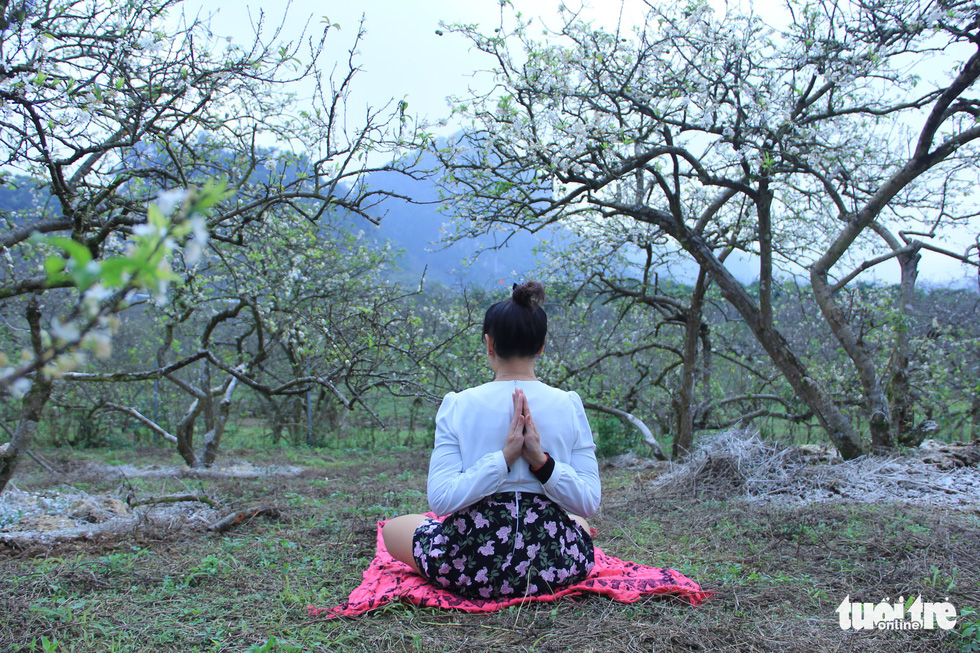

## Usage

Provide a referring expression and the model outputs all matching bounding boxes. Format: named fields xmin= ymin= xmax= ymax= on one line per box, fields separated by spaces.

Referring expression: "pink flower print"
xmin=500 ymin=580 xmax=514 ymax=595
xmin=473 ymin=512 xmax=490 ymax=528
xmin=540 ymin=568 xmax=556 ymax=583
xmin=544 ymin=521 xmax=558 ymax=537
xmin=453 ymin=558 xmax=466 ymax=571
xmin=567 ymin=544 xmax=579 ymax=558
xmin=433 ymin=534 xmax=446 ymax=545
xmin=477 ymin=541 xmax=495 ymax=556
xmin=450 ymin=545 xmax=460 ymax=557
xmin=495 ymin=526 xmax=511 ymax=543
xmin=453 ymin=517 xmax=467 ymax=533
xmin=438 ymin=577 xmax=451 ymax=587
xmin=504 ymin=501 xmax=517 ymax=517
xmin=429 ymin=547 xmax=444 ymax=558
xmin=526 ymin=543 xmax=541 ymax=559
xmin=413 ymin=541 xmax=422 ymax=557
xmin=514 ymin=532 xmax=525 ymax=549
xmin=528 ymin=584 xmax=538 ymax=594
xmin=524 ymin=509 xmax=539 ymax=524
xmin=515 ymin=560 xmax=530 ymax=576
xmin=438 ymin=563 xmax=451 ymax=575
xmin=479 ymin=587 xmax=493 ymax=598
xmin=459 ymin=574 xmax=471 ymax=586
xmin=475 ymin=568 xmax=489 ymax=583
xmin=557 ymin=568 xmax=571 ymax=582
xmin=534 ymin=496 xmax=548 ymax=508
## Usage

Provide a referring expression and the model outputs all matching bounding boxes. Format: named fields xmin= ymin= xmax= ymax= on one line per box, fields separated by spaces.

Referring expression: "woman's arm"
xmin=425 ymin=391 xmax=525 ymax=516
xmin=535 ymin=392 xmax=602 ymax=517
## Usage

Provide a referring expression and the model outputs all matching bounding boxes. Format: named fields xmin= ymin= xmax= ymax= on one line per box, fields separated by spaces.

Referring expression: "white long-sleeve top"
xmin=426 ymin=380 xmax=601 ymax=518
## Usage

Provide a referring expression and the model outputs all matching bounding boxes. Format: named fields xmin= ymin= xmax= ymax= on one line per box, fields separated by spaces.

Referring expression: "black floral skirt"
xmin=411 ymin=492 xmax=594 ymax=599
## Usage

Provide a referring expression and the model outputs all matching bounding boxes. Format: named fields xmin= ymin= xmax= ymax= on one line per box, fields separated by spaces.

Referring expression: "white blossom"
xmin=50 ymin=318 xmax=80 ymax=343
xmin=87 ymin=332 xmax=112 ymax=359
xmin=155 ymin=188 xmax=189 ymax=216
xmin=9 ymin=378 xmax=32 ymax=400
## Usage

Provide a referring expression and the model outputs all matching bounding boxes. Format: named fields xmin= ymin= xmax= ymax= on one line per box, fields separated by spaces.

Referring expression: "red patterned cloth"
xmin=307 ymin=516 xmax=710 ymax=618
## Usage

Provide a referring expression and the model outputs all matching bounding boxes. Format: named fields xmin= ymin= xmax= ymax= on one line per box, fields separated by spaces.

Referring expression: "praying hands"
xmin=503 ymin=389 xmax=547 ymax=469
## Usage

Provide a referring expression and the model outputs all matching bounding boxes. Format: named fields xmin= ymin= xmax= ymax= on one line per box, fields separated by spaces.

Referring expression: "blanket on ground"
xmin=307 ymin=516 xmax=710 ymax=618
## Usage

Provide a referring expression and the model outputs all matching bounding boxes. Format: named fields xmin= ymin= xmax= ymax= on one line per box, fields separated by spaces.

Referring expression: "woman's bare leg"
xmin=381 ymin=513 xmax=428 ymax=573
xmin=569 ymin=514 xmax=591 ymax=533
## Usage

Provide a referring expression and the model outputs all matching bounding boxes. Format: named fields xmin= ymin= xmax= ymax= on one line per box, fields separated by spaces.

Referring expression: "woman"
xmin=383 ymin=281 xmax=601 ymax=599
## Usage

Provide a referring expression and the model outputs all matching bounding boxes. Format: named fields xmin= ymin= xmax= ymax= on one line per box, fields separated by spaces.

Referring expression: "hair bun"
xmin=512 ymin=280 xmax=545 ymax=308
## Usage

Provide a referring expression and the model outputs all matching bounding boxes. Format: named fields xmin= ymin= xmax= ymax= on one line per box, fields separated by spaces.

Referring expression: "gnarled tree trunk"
xmin=0 ymin=300 xmax=54 ymax=494
xmin=673 ymin=270 xmax=708 ymax=459
xmin=648 ymin=211 xmax=867 ymax=459
xmin=888 ymin=247 xmax=921 ymax=446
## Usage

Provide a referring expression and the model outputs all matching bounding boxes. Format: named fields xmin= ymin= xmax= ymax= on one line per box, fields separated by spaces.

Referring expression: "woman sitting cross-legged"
xmin=382 ymin=281 xmax=601 ymax=599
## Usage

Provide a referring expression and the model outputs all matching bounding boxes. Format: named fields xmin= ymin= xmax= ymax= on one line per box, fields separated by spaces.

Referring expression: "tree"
xmin=86 ymin=211 xmax=430 ymax=467
xmin=0 ymin=0 xmax=432 ymax=490
xmin=434 ymin=0 xmax=980 ymax=458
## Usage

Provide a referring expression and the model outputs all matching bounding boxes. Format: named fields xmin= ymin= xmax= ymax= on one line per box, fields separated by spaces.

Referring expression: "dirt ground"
xmin=1 ymin=443 xmax=978 ymax=652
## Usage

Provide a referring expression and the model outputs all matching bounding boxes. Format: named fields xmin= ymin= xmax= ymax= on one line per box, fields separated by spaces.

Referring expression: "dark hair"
xmin=482 ymin=281 xmax=547 ymax=360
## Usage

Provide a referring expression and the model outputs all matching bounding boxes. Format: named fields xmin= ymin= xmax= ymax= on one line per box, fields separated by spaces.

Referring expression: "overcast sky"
xmin=188 ymin=0 xmax=647 ymax=129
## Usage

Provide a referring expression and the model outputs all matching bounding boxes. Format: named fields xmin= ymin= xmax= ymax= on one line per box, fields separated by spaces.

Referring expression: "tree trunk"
xmin=673 ymin=270 xmax=707 ymax=459
xmin=0 ymin=300 xmax=54 ymax=494
xmin=175 ymin=398 xmax=203 ymax=467
xmin=201 ymin=378 xmax=239 ymax=466
xmin=888 ymin=247 xmax=921 ymax=446
xmin=668 ymin=221 xmax=866 ymax=459
xmin=970 ymin=386 xmax=979 ymax=441
xmin=265 ymin=396 xmax=284 ymax=444
xmin=757 ymin=178 xmax=774 ymax=330
xmin=811 ymin=269 xmax=894 ymax=448
xmin=0 ymin=377 xmax=53 ymax=493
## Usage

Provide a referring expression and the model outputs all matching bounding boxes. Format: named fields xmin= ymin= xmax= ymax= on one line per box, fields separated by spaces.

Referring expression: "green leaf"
xmin=43 ymin=257 xmax=67 ymax=281
xmin=99 ymin=258 xmax=137 ymax=286
xmin=42 ymin=237 xmax=92 ymax=266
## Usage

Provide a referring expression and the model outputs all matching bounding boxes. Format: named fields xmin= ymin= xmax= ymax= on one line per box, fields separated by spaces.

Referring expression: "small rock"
xmin=68 ymin=499 xmax=101 ymax=523
xmin=100 ymin=498 xmax=130 ymax=515
xmin=786 ymin=444 xmax=839 ymax=463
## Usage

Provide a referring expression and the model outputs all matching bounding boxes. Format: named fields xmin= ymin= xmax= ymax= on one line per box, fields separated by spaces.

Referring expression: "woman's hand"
xmin=502 ymin=389 xmax=525 ymax=466
xmin=517 ymin=390 xmax=547 ymax=469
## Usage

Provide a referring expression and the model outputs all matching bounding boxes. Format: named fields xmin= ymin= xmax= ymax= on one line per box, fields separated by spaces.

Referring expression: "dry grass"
xmin=650 ymin=429 xmax=980 ymax=509
xmin=0 ymin=442 xmax=978 ymax=652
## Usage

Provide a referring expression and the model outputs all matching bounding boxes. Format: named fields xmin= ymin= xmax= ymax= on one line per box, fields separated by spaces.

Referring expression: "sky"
xmin=184 ymin=0 xmax=978 ymax=287
xmin=188 ymin=0 xmax=646 ymax=130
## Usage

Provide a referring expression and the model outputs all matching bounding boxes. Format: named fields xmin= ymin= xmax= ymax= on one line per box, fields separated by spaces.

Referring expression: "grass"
xmin=1 ymin=446 xmax=979 ymax=652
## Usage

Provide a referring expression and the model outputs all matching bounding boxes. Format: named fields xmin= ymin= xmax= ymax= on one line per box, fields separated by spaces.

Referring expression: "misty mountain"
xmin=362 ymin=166 xmax=564 ymax=287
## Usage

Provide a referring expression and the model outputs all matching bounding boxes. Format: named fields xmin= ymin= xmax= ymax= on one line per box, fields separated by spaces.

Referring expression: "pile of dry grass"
xmin=0 ymin=483 xmax=223 ymax=546
xmin=649 ymin=429 xmax=980 ymax=509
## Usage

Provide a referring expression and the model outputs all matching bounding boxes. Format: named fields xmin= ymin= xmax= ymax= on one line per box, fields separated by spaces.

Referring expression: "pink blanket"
xmin=307 ymin=517 xmax=710 ymax=618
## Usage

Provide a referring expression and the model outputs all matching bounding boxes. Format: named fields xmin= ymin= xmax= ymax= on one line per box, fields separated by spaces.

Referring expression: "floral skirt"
xmin=411 ymin=492 xmax=594 ymax=600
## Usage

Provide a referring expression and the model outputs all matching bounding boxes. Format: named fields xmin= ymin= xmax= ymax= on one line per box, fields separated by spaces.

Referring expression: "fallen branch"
xmin=100 ymin=403 xmax=178 ymax=444
xmin=25 ymin=449 xmax=61 ymax=475
xmin=128 ymin=493 xmax=217 ymax=508
xmin=209 ymin=506 xmax=280 ymax=533
xmin=581 ymin=401 xmax=667 ymax=460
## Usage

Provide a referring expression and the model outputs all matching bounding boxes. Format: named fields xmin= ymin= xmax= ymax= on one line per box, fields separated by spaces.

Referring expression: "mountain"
xmin=363 ymin=167 xmax=562 ymax=287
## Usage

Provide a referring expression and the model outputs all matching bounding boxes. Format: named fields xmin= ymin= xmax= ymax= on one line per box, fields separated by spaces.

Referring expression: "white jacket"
xmin=426 ymin=380 xmax=601 ymax=518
